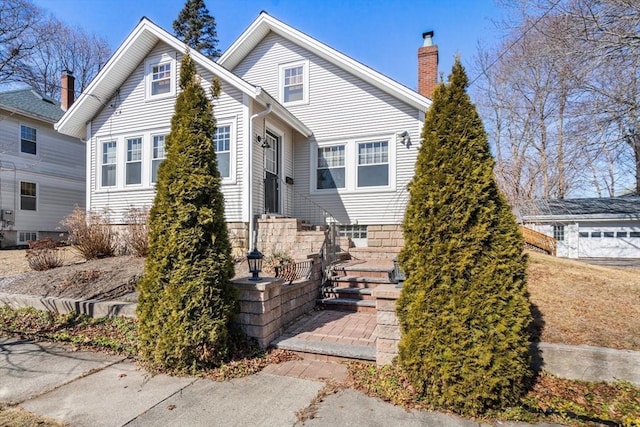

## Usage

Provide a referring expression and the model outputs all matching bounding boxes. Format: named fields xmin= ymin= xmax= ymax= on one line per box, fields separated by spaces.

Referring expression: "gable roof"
xmin=0 ymin=88 xmax=64 ymax=123
xmin=55 ymin=17 xmax=311 ymax=139
xmin=522 ymin=197 xmax=640 ymax=221
xmin=218 ymin=12 xmax=431 ymax=113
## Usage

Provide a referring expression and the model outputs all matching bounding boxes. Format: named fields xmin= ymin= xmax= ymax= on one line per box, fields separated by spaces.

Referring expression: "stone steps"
xmin=271 ymin=336 xmax=376 ymax=361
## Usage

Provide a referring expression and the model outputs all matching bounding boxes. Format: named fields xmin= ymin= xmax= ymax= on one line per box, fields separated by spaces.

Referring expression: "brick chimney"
xmin=61 ymin=70 xmax=75 ymax=111
xmin=418 ymin=31 xmax=438 ymax=99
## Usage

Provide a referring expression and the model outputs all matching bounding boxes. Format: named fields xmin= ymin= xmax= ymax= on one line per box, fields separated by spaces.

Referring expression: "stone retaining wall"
xmin=232 ymin=254 xmax=322 ymax=348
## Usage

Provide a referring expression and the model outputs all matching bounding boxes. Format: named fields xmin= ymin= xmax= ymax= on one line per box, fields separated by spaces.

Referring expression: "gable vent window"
xmin=21 ymin=125 xmax=37 ymax=155
xmin=279 ymin=60 xmax=309 ymax=105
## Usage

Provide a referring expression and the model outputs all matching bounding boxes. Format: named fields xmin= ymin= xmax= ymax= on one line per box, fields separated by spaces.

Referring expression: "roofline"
xmin=0 ymin=104 xmax=57 ymax=125
xmin=56 ymin=18 xmax=263 ymax=136
xmin=523 ymin=213 xmax=640 ymax=222
xmin=218 ymin=12 xmax=431 ymax=112
xmin=255 ymin=87 xmax=312 ymax=137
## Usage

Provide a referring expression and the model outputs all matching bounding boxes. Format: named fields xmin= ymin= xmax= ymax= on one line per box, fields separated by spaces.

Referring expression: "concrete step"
xmin=323 ymin=286 xmax=374 ymax=300
xmin=318 ymin=298 xmax=376 ymax=313
xmin=331 ymin=260 xmax=394 ymax=279
xmin=271 ymin=336 xmax=376 ymax=361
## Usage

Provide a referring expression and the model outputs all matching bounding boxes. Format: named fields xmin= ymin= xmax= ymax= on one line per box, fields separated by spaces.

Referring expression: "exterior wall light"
xmin=247 ymin=248 xmax=264 ymax=281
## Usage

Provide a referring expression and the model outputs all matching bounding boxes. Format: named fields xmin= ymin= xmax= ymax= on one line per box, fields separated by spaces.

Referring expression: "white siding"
xmin=234 ymin=33 xmax=423 ymax=225
xmin=0 ymin=110 xmax=84 ymax=246
xmin=89 ymin=42 xmax=246 ymax=223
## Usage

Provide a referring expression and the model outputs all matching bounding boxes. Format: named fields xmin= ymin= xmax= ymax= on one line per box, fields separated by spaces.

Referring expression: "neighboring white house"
xmin=521 ymin=197 xmax=640 ymax=258
xmin=0 ymin=85 xmax=85 ymax=248
xmin=55 ymin=13 xmax=436 ymax=254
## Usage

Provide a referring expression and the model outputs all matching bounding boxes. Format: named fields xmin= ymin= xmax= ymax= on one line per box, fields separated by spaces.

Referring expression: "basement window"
xmin=18 ymin=231 xmax=37 ymax=243
xmin=553 ymin=225 xmax=564 ymax=241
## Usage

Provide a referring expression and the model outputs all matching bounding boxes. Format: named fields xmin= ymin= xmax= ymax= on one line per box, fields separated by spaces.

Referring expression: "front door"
xmin=264 ymin=130 xmax=280 ymax=214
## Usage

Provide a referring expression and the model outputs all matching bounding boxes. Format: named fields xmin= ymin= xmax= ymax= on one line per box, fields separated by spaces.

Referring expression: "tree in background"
xmin=476 ymin=0 xmax=640 ymax=201
xmin=173 ymin=0 xmax=220 ymax=60
xmin=137 ymin=52 xmax=237 ymax=373
xmin=397 ymin=59 xmax=532 ymax=415
xmin=0 ymin=0 xmax=111 ymax=101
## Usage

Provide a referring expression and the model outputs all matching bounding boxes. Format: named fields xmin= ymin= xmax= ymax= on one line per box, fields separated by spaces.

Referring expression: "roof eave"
xmin=0 ymin=104 xmax=58 ymax=125
xmin=255 ymin=88 xmax=312 ymax=137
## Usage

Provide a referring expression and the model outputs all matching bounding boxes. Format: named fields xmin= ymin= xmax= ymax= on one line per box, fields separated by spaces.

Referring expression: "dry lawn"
xmin=527 ymin=251 xmax=640 ymax=351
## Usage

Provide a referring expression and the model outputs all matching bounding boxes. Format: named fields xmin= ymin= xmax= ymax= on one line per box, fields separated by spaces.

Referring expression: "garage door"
xmin=578 ymin=230 xmax=640 ymax=258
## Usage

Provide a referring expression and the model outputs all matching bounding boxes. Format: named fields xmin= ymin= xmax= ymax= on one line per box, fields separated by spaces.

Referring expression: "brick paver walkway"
xmin=283 ymin=310 xmax=377 ymax=347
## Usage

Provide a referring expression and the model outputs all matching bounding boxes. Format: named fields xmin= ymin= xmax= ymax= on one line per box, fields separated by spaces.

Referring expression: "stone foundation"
xmin=366 ymin=224 xmax=404 ymax=252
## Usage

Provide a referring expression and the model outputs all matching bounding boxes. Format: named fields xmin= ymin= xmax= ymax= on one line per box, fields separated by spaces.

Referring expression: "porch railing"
xmin=275 ymin=259 xmax=314 ymax=285
xmin=520 ymin=226 xmax=557 ymax=255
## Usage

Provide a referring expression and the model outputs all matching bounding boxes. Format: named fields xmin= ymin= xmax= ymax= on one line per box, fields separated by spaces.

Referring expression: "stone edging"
xmin=0 ymin=292 xmax=136 ymax=318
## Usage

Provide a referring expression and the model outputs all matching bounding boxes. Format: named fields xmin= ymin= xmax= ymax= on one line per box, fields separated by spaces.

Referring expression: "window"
xmin=279 ymin=60 xmax=308 ymax=105
xmin=213 ymin=126 xmax=231 ymax=178
xmin=630 ymin=232 xmax=640 ymax=238
xmin=151 ymin=63 xmax=171 ymax=96
xmin=616 ymin=231 xmax=628 ymax=238
xmin=339 ymin=225 xmax=368 ymax=239
xmin=579 ymin=232 xmax=589 ymax=238
xmin=126 ymin=137 xmax=142 ymax=185
xmin=20 ymin=181 xmax=36 ymax=211
xmin=18 ymin=231 xmax=37 ymax=243
xmin=101 ymin=141 xmax=117 ymax=187
xmin=146 ymin=56 xmax=175 ymax=100
xmin=603 ymin=231 xmax=614 ymax=238
xmin=591 ymin=231 xmax=601 ymax=238
xmin=152 ymin=135 xmax=166 ymax=183
xmin=358 ymin=141 xmax=389 ymax=187
xmin=553 ymin=225 xmax=564 ymax=241
xmin=317 ymin=145 xmax=345 ymax=189
xmin=20 ymin=125 xmax=37 ymax=155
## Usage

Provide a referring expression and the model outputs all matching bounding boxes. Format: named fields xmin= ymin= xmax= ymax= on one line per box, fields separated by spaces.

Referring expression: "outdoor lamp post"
xmin=247 ymin=248 xmax=264 ymax=281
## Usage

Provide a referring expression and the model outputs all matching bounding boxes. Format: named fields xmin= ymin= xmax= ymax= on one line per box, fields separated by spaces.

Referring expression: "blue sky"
xmin=33 ymin=0 xmax=505 ymax=92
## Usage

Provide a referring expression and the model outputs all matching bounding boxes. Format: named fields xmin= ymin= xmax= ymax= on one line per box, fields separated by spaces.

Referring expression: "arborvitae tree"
xmin=396 ymin=58 xmax=532 ymax=415
xmin=137 ymin=52 xmax=237 ymax=373
xmin=173 ymin=0 xmax=220 ymax=60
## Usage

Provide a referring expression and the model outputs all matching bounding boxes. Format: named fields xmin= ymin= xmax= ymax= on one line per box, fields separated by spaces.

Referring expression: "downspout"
xmin=248 ymin=102 xmax=272 ymax=250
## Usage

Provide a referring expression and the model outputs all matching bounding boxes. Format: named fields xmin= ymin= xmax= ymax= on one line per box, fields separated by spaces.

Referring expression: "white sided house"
xmin=55 ymin=13 xmax=436 ymax=257
xmin=522 ymin=197 xmax=640 ymax=259
xmin=0 ymin=84 xmax=85 ymax=248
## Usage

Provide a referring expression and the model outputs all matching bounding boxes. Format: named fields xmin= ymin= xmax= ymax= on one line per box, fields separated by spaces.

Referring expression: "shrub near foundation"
xmin=136 ymin=52 xmax=238 ymax=373
xmin=61 ymin=207 xmax=115 ymax=260
xmin=396 ymin=59 xmax=532 ymax=415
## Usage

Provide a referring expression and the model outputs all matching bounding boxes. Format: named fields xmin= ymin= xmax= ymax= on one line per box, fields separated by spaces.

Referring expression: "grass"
xmin=0 ymin=404 xmax=67 ymax=427
xmin=347 ymin=362 xmax=640 ymax=426
xmin=527 ymin=251 xmax=640 ymax=350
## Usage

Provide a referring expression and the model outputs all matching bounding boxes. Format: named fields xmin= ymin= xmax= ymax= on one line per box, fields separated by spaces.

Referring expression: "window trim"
xmin=356 ymin=140 xmax=390 ymax=189
xmin=311 ymin=135 xmax=396 ymax=194
xmin=125 ymin=136 xmax=143 ymax=187
xmin=20 ymin=124 xmax=37 ymax=155
xmin=151 ymin=133 xmax=167 ymax=184
xmin=316 ymin=144 xmax=346 ymax=190
xmin=279 ymin=60 xmax=309 ymax=106
xmin=145 ymin=55 xmax=176 ymax=101
xmin=19 ymin=181 xmax=37 ymax=211
xmin=100 ymin=139 xmax=117 ymax=188
xmin=213 ymin=119 xmax=236 ymax=184
xmin=18 ymin=231 xmax=38 ymax=244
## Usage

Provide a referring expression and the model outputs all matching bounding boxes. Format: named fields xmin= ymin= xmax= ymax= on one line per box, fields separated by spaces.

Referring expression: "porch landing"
xmin=271 ymin=310 xmax=377 ymax=361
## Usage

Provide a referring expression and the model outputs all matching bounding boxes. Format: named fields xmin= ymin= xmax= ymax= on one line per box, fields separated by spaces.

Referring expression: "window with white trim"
xmin=126 ymin=137 xmax=142 ymax=185
xmin=357 ymin=141 xmax=389 ymax=187
xmin=317 ymin=145 xmax=345 ymax=189
xmin=279 ymin=60 xmax=309 ymax=105
xmin=101 ymin=141 xmax=117 ymax=187
xmin=146 ymin=56 xmax=175 ymax=100
xmin=20 ymin=181 xmax=37 ymax=211
xmin=553 ymin=224 xmax=564 ymax=241
xmin=18 ymin=231 xmax=37 ymax=243
xmin=20 ymin=125 xmax=37 ymax=155
xmin=213 ymin=125 xmax=231 ymax=178
xmin=151 ymin=135 xmax=166 ymax=184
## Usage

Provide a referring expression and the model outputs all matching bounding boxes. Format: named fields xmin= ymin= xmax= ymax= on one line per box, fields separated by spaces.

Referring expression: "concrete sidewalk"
xmin=1 ymin=337 xmax=557 ymax=427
